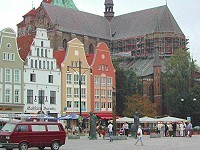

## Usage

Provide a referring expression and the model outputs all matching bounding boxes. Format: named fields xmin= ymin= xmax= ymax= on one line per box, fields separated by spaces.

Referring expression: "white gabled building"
xmin=23 ymin=28 xmax=61 ymax=117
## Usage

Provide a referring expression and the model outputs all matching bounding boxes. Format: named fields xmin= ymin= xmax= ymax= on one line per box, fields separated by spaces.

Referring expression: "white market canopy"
xmin=116 ymin=117 xmax=134 ymax=123
xmin=139 ymin=116 xmax=158 ymax=123
xmin=157 ymin=116 xmax=187 ymax=123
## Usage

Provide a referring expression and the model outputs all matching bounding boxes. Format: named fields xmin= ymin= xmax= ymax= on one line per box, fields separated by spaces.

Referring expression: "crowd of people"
xmin=156 ymin=121 xmax=193 ymax=137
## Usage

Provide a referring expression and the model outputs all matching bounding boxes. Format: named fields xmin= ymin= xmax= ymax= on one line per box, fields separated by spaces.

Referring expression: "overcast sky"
xmin=1 ymin=0 xmax=200 ymax=65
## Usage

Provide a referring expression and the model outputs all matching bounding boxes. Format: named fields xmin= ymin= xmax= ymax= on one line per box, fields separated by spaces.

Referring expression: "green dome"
xmin=53 ymin=0 xmax=78 ymax=10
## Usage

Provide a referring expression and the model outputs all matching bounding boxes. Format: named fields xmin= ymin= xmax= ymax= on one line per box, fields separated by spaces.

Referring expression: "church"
xmin=17 ymin=0 xmax=188 ymax=115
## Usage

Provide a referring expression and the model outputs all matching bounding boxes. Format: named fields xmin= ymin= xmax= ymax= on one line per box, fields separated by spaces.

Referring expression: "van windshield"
xmin=1 ymin=123 xmax=16 ymax=132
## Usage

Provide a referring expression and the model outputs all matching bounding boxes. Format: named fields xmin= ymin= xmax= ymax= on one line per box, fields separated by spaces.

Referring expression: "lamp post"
xmin=34 ymin=89 xmax=48 ymax=114
xmin=67 ymin=59 xmax=92 ymax=132
xmin=112 ymin=87 xmax=117 ymax=136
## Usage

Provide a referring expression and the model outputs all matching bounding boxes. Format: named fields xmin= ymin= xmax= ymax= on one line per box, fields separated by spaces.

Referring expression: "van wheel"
xmin=38 ymin=147 xmax=45 ymax=150
xmin=51 ymin=141 xmax=60 ymax=150
xmin=19 ymin=142 xmax=28 ymax=150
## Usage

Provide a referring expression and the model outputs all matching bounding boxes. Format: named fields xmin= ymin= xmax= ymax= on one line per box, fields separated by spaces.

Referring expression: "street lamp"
xmin=67 ymin=59 xmax=92 ymax=132
xmin=112 ymin=87 xmax=117 ymax=136
xmin=34 ymin=89 xmax=48 ymax=114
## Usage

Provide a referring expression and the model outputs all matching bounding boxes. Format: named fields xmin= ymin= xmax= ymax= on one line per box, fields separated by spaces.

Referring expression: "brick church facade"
xmin=17 ymin=0 xmax=188 ymax=115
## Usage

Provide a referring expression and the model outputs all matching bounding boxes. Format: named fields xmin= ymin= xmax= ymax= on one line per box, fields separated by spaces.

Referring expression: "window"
xmin=101 ymin=102 xmax=106 ymax=109
xmin=0 ymin=88 xmax=2 ymax=103
xmin=38 ymin=90 xmax=45 ymax=104
xmin=5 ymin=89 xmax=11 ymax=103
xmin=101 ymin=89 xmax=106 ymax=98
xmin=0 ymin=67 xmax=2 ymax=82
xmin=74 ymin=88 xmax=79 ymax=98
xmin=35 ymin=60 xmax=37 ymax=68
xmin=107 ymin=77 xmax=112 ymax=86
xmin=105 ymin=65 xmax=109 ymax=71
xmin=95 ymin=89 xmax=100 ymax=98
xmin=66 ymin=74 xmax=71 ymax=84
xmin=108 ymin=90 xmax=112 ymax=99
xmin=108 ymin=102 xmax=112 ymax=109
xmin=41 ymin=49 xmax=44 ymax=57
xmin=81 ymin=75 xmax=86 ymax=85
xmin=50 ymin=91 xmax=56 ymax=104
xmin=41 ymin=41 xmax=44 ymax=47
xmin=3 ymin=52 xmax=6 ymax=60
xmin=98 ymin=64 xmax=101 ymax=70
xmin=14 ymin=89 xmax=20 ymax=103
xmin=27 ymin=89 xmax=33 ymax=104
xmin=48 ymin=75 xmax=53 ymax=83
xmin=74 ymin=101 xmax=79 ymax=108
xmin=7 ymin=53 xmax=10 ymax=60
xmin=11 ymin=53 xmax=15 ymax=61
xmin=32 ymin=125 xmax=46 ymax=132
xmin=47 ymin=61 xmax=49 ymax=69
xmin=67 ymin=101 xmax=72 ymax=108
xmin=51 ymin=62 xmax=53 ymax=69
xmin=31 ymin=59 xmax=33 ymax=68
xmin=81 ymin=88 xmax=86 ymax=98
xmin=74 ymin=74 xmax=79 ymax=84
xmin=82 ymin=101 xmax=86 ymax=111
xmin=14 ymin=69 xmax=20 ymax=83
xmin=30 ymin=73 xmax=36 ymax=82
xmin=37 ymin=48 xmax=39 ymax=56
xmin=94 ymin=76 xmax=99 ymax=86
xmin=45 ymin=49 xmax=48 ymax=57
xmin=39 ymin=60 xmax=42 ymax=68
xmin=101 ymin=77 xmax=106 ymax=86
xmin=67 ymin=87 xmax=72 ymax=98
xmin=47 ymin=125 xmax=59 ymax=131
xmin=95 ymin=102 xmax=100 ymax=111
xmin=5 ymin=68 xmax=11 ymax=83
xmin=16 ymin=125 xmax=28 ymax=132
xmin=43 ymin=61 xmax=45 ymax=69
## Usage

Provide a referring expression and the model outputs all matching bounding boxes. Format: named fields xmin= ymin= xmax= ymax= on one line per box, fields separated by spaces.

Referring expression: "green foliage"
xmin=123 ymin=94 xmax=156 ymax=117
xmin=162 ymin=49 xmax=196 ymax=117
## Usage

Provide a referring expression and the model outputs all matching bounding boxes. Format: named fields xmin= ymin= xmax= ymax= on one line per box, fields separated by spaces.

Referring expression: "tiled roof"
xmin=110 ymin=5 xmax=184 ymax=40
xmin=121 ymin=57 xmax=168 ymax=77
xmin=17 ymin=34 xmax=35 ymax=61
xmin=42 ymin=2 xmax=111 ymax=40
xmin=23 ymin=9 xmax=37 ymax=17
xmin=41 ymin=3 xmax=183 ymax=41
xmin=86 ymin=53 xmax=94 ymax=66
xmin=53 ymin=49 xmax=66 ymax=68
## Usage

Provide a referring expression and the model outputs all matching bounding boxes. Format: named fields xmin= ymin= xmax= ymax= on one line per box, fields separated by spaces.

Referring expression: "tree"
xmin=162 ymin=49 xmax=195 ymax=117
xmin=123 ymin=94 xmax=156 ymax=117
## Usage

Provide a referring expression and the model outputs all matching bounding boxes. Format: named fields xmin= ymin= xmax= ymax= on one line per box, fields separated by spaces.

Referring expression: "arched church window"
xmin=63 ymin=39 xmax=68 ymax=50
xmin=89 ymin=44 xmax=94 ymax=54
xmin=149 ymin=84 xmax=154 ymax=103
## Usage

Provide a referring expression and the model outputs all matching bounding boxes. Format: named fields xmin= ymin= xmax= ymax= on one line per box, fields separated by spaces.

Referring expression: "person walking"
xmin=108 ymin=122 xmax=113 ymax=142
xmin=135 ymin=125 xmax=143 ymax=146
xmin=125 ymin=122 xmax=129 ymax=137
xmin=180 ymin=122 xmax=184 ymax=137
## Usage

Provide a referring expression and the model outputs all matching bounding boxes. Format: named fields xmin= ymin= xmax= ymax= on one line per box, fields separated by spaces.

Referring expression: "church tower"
xmin=104 ymin=0 xmax=114 ymax=21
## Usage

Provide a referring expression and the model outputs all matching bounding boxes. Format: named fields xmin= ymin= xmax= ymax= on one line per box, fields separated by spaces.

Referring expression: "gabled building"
xmin=87 ymin=42 xmax=116 ymax=119
xmin=17 ymin=0 xmax=188 ymax=115
xmin=22 ymin=28 xmax=61 ymax=117
xmin=59 ymin=38 xmax=91 ymax=116
xmin=0 ymin=28 xmax=24 ymax=114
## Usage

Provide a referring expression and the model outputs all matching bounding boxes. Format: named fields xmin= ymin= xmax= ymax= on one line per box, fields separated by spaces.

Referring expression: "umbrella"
xmin=139 ymin=116 xmax=158 ymax=123
xmin=58 ymin=113 xmax=78 ymax=120
xmin=116 ymin=117 xmax=134 ymax=123
xmin=157 ymin=116 xmax=187 ymax=123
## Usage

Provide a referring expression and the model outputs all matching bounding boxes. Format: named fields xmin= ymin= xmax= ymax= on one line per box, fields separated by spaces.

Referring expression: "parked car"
xmin=0 ymin=121 xmax=66 ymax=150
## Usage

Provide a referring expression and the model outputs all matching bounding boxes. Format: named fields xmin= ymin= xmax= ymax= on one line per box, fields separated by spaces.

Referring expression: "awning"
xmin=95 ymin=113 xmax=119 ymax=119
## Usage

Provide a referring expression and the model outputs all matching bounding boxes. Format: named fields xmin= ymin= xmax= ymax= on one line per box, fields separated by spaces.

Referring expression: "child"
xmin=101 ymin=129 xmax=106 ymax=139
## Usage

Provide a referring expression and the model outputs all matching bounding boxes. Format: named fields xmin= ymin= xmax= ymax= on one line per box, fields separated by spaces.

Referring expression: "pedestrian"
xmin=188 ymin=122 xmax=192 ymax=137
xmin=108 ymin=122 xmax=113 ymax=142
xmin=180 ymin=122 xmax=184 ymax=137
xmin=135 ymin=125 xmax=143 ymax=146
xmin=125 ymin=122 xmax=129 ymax=137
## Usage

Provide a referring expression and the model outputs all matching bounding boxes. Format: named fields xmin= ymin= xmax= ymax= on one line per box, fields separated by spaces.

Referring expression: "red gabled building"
xmin=87 ymin=42 xmax=116 ymax=119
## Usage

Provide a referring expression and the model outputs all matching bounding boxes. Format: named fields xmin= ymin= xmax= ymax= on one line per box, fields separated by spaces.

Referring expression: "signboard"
xmin=187 ymin=117 xmax=191 ymax=122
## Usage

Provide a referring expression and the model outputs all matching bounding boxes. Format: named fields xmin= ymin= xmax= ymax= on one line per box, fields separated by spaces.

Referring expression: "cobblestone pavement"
xmin=10 ymin=135 xmax=200 ymax=150
xmin=62 ymin=135 xmax=199 ymax=150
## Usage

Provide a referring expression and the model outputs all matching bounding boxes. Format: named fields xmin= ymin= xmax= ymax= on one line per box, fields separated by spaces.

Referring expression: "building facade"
xmin=23 ymin=28 xmax=61 ymax=117
xmin=0 ymin=28 xmax=24 ymax=114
